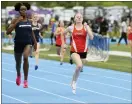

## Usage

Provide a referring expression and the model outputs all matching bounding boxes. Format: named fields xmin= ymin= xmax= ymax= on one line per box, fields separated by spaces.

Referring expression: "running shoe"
xmin=23 ymin=80 xmax=28 ymax=88
xmin=16 ymin=74 xmax=21 ymax=86
xmin=35 ymin=65 xmax=38 ymax=70
xmin=69 ymin=59 xmax=73 ymax=65
xmin=71 ymin=81 xmax=76 ymax=94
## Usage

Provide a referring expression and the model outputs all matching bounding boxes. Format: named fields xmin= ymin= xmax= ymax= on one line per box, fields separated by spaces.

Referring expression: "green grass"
xmin=2 ymin=25 xmax=5 ymax=31
xmin=2 ymin=44 xmax=131 ymax=73
xmin=110 ymin=44 xmax=130 ymax=52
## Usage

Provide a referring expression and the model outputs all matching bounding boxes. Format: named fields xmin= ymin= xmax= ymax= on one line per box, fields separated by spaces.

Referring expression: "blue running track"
xmin=2 ymin=53 xmax=132 ymax=103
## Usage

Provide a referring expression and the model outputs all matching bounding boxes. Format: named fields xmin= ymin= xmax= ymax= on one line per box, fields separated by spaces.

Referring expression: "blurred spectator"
xmin=109 ymin=14 xmax=115 ymax=25
xmin=99 ymin=17 xmax=109 ymax=36
xmin=118 ymin=18 xmax=128 ymax=45
xmin=43 ymin=14 xmax=51 ymax=31
xmin=39 ymin=14 xmax=51 ymax=44
xmin=111 ymin=20 xmax=120 ymax=42
xmin=113 ymin=20 xmax=120 ymax=37
xmin=108 ymin=20 xmax=113 ymax=38
xmin=91 ymin=19 xmax=99 ymax=33
xmin=50 ymin=18 xmax=57 ymax=45
xmin=38 ymin=15 xmax=44 ymax=44
xmin=68 ymin=17 xmax=74 ymax=26
xmin=87 ymin=19 xmax=92 ymax=27
xmin=115 ymin=13 xmax=121 ymax=22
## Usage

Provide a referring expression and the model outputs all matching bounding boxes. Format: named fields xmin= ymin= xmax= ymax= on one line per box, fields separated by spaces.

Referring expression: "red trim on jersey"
xmin=56 ymin=34 xmax=66 ymax=46
xmin=71 ymin=25 xmax=88 ymax=52
xmin=128 ymin=27 xmax=132 ymax=40
xmin=128 ymin=33 xmax=132 ymax=40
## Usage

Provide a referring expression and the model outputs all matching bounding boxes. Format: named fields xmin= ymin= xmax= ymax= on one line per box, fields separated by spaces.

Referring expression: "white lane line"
xmin=2 ymin=78 xmax=86 ymax=103
xmin=2 ymin=62 xmax=131 ymax=91
xmin=2 ymin=93 xmax=29 ymax=103
xmin=2 ymin=69 xmax=131 ymax=102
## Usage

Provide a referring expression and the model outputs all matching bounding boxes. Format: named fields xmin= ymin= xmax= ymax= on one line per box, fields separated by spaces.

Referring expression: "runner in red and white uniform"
xmin=127 ymin=21 xmax=132 ymax=57
xmin=61 ymin=13 xmax=94 ymax=94
xmin=54 ymin=20 xmax=66 ymax=65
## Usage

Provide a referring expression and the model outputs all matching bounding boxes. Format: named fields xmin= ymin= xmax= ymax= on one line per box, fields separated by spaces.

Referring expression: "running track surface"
xmin=2 ymin=53 xmax=132 ymax=103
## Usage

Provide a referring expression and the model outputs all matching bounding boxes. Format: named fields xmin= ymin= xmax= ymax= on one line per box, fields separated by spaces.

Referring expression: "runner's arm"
xmin=84 ymin=23 xmax=94 ymax=40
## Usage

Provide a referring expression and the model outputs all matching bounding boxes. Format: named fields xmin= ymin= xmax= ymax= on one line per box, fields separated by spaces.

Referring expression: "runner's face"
xmin=33 ymin=14 xmax=39 ymax=22
xmin=19 ymin=6 xmax=27 ymax=16
xmin=74 ymin=13 xmax=83 ymax=23
xmin=59 ymin=21 xmax=64 ymax=27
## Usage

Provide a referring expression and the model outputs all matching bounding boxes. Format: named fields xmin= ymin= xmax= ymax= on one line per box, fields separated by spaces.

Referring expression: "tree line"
xmin=1 ymin=1 xmax=132 ymax=9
